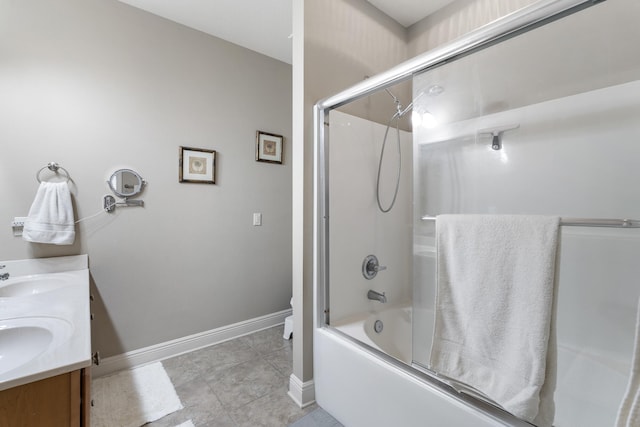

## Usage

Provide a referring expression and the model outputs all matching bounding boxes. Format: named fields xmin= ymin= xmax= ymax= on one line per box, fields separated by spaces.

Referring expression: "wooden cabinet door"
xmin=81 ymin=368 xmax=91 ymax=426
xmin=0 ymin=370 xmax=83 ymax=427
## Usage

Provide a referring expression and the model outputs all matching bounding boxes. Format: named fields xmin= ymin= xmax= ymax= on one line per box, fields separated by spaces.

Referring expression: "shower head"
xmin=408 ymin=84 xmax=443 ymax=123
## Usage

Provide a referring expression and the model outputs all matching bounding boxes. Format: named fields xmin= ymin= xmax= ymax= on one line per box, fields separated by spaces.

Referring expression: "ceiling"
xmin=118 ymin=0 xmax=293 ymax=63
xmin=117 ymin=0 xmax=455 ymax=65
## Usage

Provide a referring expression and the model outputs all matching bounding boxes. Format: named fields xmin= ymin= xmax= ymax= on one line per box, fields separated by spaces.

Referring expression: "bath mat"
xmin=91 ymin=362 xmax=183 ymax=427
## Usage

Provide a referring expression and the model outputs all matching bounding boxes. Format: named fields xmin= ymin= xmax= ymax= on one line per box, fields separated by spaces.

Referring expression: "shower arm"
xmin=399 ymin=102 xmax=413 ymax=117
xmin=384 ymin=88 xmax=414 ymax=118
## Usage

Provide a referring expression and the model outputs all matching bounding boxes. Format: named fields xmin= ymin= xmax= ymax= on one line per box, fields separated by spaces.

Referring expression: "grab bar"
xmin=420 ymin=215 xmax=640 ymax=229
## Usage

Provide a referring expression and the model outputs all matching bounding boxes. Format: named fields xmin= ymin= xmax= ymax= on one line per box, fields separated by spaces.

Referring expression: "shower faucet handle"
xmin=362 ymin=255 xmax=386 ymax=280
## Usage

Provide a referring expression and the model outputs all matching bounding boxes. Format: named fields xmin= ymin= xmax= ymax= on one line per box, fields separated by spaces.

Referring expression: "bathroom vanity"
xmin=0 ymin=369 xmax=90 ymax=426
xmin=0 ymin=255 xmax=91 ymax=426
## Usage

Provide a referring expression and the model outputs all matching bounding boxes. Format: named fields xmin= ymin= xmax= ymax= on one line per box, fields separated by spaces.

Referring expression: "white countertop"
xmin=0 ymin=255 xmax=91 ymax=391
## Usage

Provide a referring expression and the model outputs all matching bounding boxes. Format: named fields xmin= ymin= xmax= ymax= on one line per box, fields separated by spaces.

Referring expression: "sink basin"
xmin=0 ymin=317 xmax=73 ymax=376
xmin=0 ymin=256 xmax=89 ymax=391
xmin=0 ymin=274 xmax=74 ymax=297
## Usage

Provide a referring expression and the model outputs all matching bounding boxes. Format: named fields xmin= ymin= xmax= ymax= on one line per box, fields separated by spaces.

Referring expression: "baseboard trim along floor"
xmin=93 ymin=308 xmax=292 ymax=378
xmin=288 ymin=374 xmax=316 ymax=408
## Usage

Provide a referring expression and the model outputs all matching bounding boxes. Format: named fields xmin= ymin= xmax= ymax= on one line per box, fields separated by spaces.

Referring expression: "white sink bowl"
xmin=0 ymin=317 xmax=73 ymax=376
xmin=0 ymin=256 xmax=89 ymax=391
xmin=0 ymin=274 xmax=75 ymax=297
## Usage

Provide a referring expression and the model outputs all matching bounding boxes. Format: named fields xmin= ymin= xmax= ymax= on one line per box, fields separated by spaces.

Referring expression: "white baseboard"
xmin=288 ymin=373 xmax=316 ymax=408
xmin=93 ymin=308 xmax=292 ymax=378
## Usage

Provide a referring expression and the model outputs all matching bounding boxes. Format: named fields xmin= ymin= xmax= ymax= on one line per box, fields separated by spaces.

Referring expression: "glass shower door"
xmin=411 ymin=1 xmax=640 ymax=425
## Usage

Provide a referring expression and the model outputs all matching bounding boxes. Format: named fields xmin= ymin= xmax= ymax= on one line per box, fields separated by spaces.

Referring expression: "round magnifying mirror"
xmin=108 ymin=169 xmax=145 ymax=199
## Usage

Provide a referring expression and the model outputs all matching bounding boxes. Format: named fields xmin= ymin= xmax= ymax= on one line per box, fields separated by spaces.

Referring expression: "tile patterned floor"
xmin=288 ymin=408 xmax=343 ymax=427
xmin=147 ymin=325 xmax=320 ymax=427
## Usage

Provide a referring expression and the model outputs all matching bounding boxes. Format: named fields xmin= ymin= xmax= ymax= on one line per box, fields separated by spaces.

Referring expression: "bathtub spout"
xmin=367 ymin=289 xmax=387 ymax=303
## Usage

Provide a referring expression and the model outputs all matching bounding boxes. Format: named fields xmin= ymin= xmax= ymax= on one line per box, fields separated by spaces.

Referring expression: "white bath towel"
xmin=430 ymin=214 xmax=560 ymax=426
xmin=616 ymin=297 xmax=640 ymax=427
xmin=22 ymin=181 xmax=75 ymax=245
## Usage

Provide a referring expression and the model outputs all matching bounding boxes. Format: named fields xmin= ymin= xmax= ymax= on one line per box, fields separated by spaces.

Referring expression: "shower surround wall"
xmin=413 ymin=78 xmax=640 ymax=427
xmin=0 ymin=0 xmax=292 ymax=362
xmin=327 ymin=110 xmax=412 ymax=321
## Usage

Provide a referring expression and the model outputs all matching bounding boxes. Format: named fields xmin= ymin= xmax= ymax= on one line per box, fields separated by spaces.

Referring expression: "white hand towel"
xmin=430 ymin=214 xmax=560 ymax=426
xmin=616 ymin=297 xmax=640 ymax=427
xmin=22 ymin=181 xmax=75 ymax=245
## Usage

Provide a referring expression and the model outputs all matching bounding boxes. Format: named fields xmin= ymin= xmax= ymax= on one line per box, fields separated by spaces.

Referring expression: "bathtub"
xmin=333 ymin=304 xmax=413 ymax=364
xmin=319 ymin=304 xmax=628 ymax=427
xmin=318 ymin=305 xmax=529 ymax=427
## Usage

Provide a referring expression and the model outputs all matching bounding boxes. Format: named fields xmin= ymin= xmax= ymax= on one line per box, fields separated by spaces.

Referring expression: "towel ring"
xmin=36 ymin=162 xmax=71 ymax=183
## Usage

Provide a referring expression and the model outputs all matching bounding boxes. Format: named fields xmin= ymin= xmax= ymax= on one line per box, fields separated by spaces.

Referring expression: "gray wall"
xmin=407 ymin=0 xmax=538 ymax=55
xmin=0 ymin=0 xmax=292 ymax=358
xmin=292 ymin=0 xmax=408 ymax=388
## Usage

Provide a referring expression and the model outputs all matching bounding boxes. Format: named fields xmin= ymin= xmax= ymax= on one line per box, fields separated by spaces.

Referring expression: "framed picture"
xmin=256 ymin=131 xmax=284 ymax=164
xmin=179 ymin=146 xmax=216 ymax=184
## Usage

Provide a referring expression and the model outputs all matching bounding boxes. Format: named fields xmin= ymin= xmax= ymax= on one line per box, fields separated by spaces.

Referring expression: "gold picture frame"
xmin=256 ymin=131 xmax=284 ymax=164
xmin=179 ymin=146 xmax=216 ymax=184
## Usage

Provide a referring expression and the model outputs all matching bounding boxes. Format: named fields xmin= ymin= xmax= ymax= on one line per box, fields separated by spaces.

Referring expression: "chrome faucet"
xmin=367 ymin=289 xmax=387 ymax=303
xmin=0 ymin=265 xmax=8 ymax=281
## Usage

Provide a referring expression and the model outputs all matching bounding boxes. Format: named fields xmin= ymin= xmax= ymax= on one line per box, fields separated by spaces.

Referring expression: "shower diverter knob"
xmin=362 ymin=255 xmax=386 ymax=280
